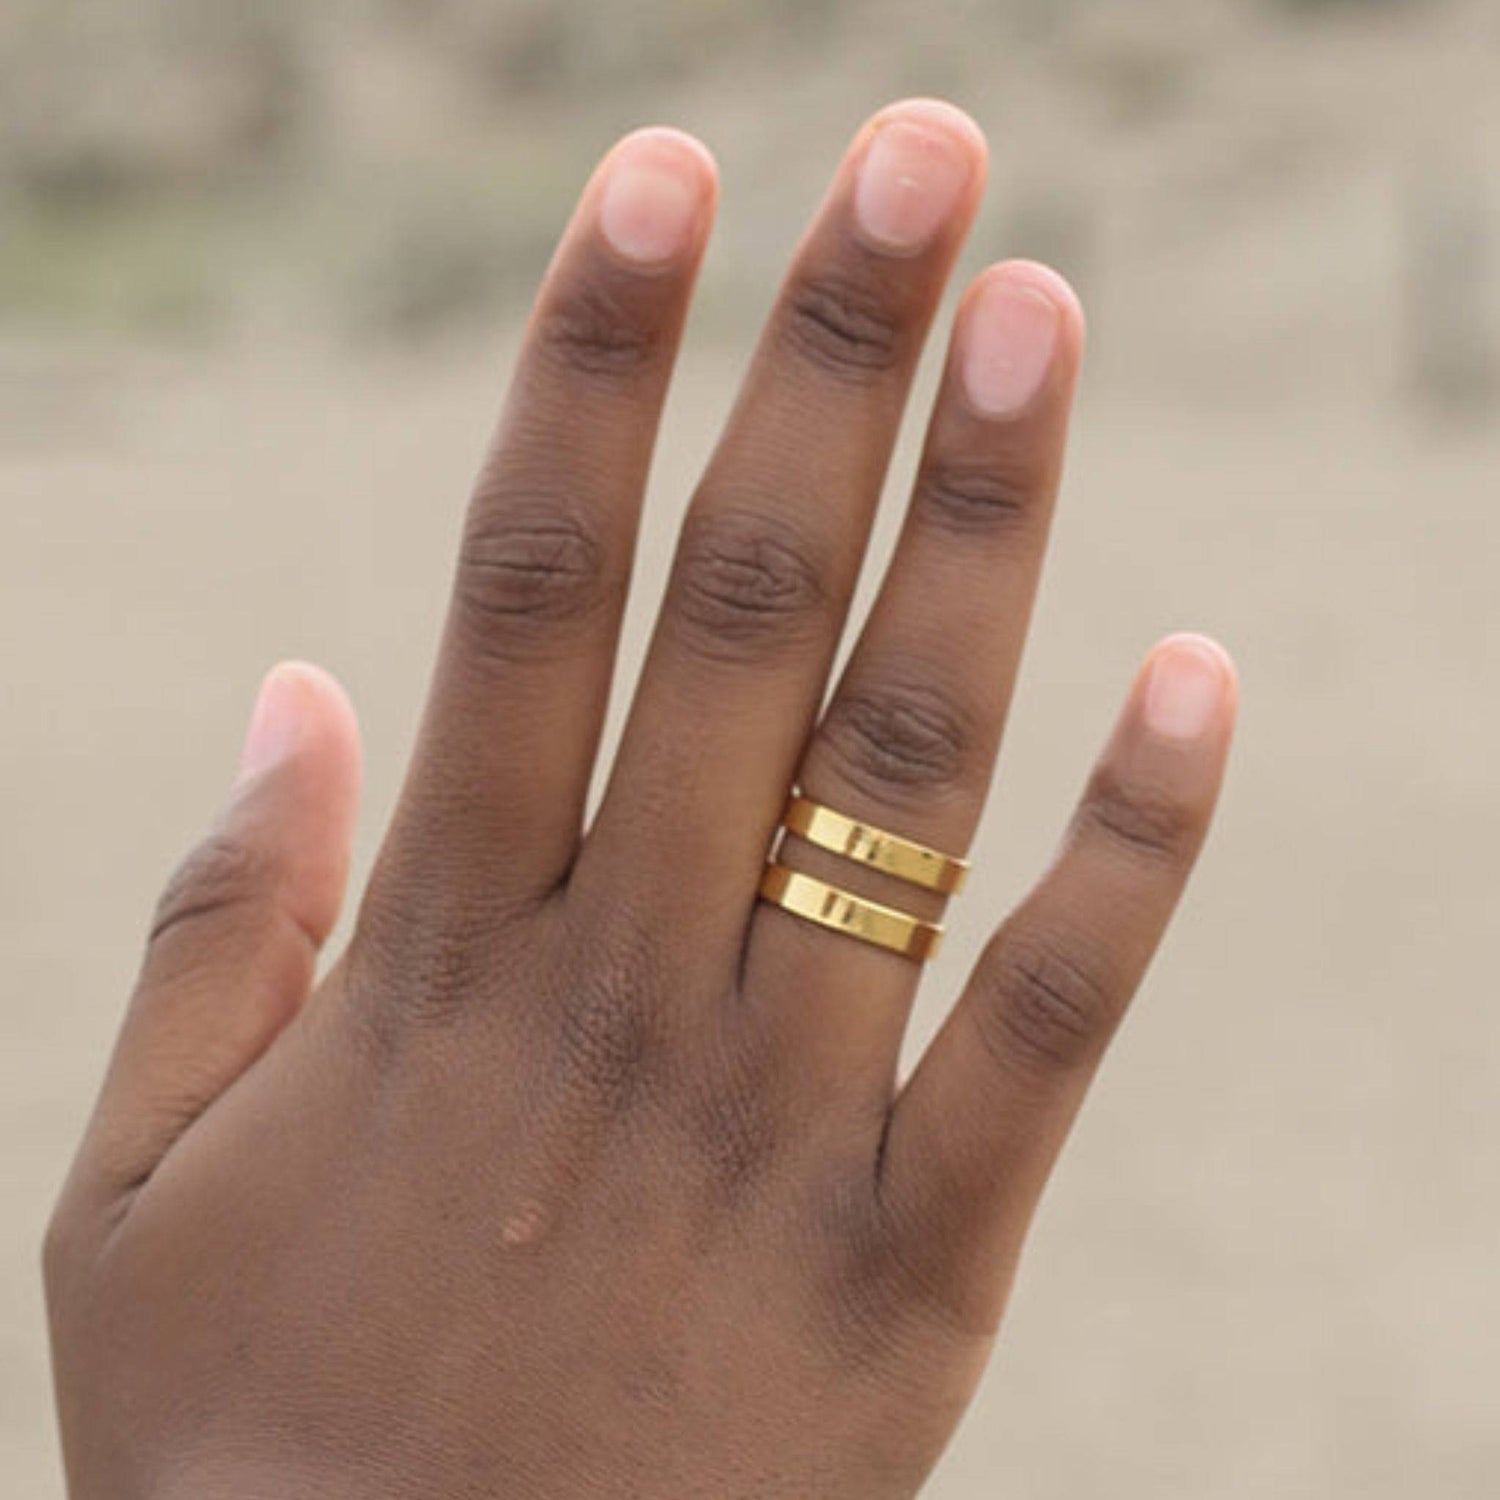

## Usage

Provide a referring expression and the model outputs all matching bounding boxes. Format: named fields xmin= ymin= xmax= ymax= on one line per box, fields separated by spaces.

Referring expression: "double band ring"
xmin=757 ymin=795 xmax=968 ymax=962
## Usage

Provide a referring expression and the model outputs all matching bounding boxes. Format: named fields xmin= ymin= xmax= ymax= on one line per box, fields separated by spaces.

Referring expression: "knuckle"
xmin=783 ymin=270 xmax=906 ymax=379
xmin=819 ymin=1179 xmax=973 ymax=1364
xmin=535 ymin=279 xmax=660 ymax=378
xmin=552 ymin=974 xmax=655 ymax=1120
xmin=546 ymin=911 xmax=664 ymax=1121
xmin=676 ymin=1038 xmax=782 ymax=1202
xmin=150 ymin=831 xmax=269 ymax=946
xmin=819 ymin=679 xmax=974 ymax=800
xmin=352 ymin=905 xmax=495 ymax=1034
xmin=678 ymin=1085 xmax=778 ymax=1205
xmin=976 ymin=930 xmax=1118 ymax=1074
xmin=917 ymin=459 xmax=1036 ymax=537
xmin=669 ymin=507 xmax=829 ymax=662
xmin=454 ymin=504 xmax=610 ymax=648
xmin=1080 ymin=766 xmax=1195 ymax=864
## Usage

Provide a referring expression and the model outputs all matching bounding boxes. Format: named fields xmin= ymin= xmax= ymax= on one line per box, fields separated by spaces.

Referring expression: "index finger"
xmin=369 ymin=129 xmax=717 ymax=938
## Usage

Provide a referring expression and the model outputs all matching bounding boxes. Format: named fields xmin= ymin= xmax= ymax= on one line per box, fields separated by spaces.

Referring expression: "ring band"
xmin=781 ymin=795 xmax=970 ymax=896
xmin=758 ymin=865 xmax=944 ymax=962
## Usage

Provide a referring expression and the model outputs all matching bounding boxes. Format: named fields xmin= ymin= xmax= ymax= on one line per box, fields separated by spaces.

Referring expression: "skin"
xmin=45 ymin=101 xmax=1238 ymax=1500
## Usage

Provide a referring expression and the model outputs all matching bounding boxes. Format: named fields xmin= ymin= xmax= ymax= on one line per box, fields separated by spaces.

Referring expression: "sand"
xmin=3 ymin=2 xmax=1499 ymax=1494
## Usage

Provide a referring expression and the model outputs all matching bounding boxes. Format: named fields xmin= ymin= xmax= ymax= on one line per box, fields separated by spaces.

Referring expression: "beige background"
xmin=3 ymin=1 xmax=1499 ymax=1494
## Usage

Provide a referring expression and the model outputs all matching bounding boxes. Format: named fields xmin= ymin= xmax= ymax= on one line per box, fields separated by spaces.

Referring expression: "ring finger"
xmin=745 ymin=260 xmax=1086 ymax=1099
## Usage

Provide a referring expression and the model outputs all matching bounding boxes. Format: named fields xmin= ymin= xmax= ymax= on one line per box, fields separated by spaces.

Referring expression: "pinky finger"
xmin=877 ymin=634 xmax=1237 ymax=1332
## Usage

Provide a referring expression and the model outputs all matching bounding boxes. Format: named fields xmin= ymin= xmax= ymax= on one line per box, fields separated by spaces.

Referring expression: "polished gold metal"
xmin=758 ymin=865 xmax=943 ymax=961
xmin=781 ymin=794 xmax=970 ymax=895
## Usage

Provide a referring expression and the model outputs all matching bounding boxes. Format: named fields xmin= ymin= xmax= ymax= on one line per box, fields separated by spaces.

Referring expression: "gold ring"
xmin=758 ymin=865 xmax=943 ymax=962
xmin=781 ymin=795 xmax=969 ymax=896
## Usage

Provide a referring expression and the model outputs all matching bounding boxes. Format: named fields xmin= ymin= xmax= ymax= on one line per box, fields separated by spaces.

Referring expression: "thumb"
xmin=82 ymin=661 xmax=362 ymax=1200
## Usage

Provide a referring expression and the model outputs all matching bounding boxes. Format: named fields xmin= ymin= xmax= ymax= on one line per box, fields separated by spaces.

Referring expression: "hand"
xmin=46 ymin=100 xmax=1236 ymax=1500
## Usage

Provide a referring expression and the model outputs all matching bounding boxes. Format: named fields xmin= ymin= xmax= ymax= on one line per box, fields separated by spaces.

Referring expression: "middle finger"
xmin=575 ymin=100 xmax=986 ymax=975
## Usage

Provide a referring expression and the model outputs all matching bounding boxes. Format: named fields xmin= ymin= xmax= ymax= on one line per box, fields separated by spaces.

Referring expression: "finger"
xmin=373 ymin=128 xmax=717 ymax=928
xmin=878 ymin=636 xmax=1237 ymax=1332
xmin=746 ymin=261 xmax=1084 ymax=1098
xmin=73 ymin=662 xmax=362 ymax=1202
xmin=577 ymin=100 xmax=987 ymax=973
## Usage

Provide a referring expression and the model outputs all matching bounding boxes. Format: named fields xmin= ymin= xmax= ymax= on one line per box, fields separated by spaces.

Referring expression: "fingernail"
xmin=598 ymin=130 xmax=710 ymax=266
xmin=961 ymin=276 xmax=1062 ymax=418
xmin=237 ymin=665 xmax=305 ymax=784
xmin=1143 ymin=637 xmax=1233 ymax=742
xmin=853 ymin=105 xmax=978 ymax=254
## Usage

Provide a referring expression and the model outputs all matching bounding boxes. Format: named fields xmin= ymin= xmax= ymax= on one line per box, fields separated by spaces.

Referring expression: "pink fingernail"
xmin=961 ymin=276 xmax=1062 ymax=418
xmin=853 ymin=105 xmax=979 ymax=254
xmin=237 ymin=665 xmax=305 ymax=783
xmin=598 ymin=130 xmax=710 ymax=266
xmin=1143 ymin=637 xmax=1232 ymax=742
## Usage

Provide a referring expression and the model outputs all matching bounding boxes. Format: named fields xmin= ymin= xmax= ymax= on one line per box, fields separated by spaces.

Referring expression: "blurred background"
xmin=3 ymin=0 xmax=1498 ymax=1494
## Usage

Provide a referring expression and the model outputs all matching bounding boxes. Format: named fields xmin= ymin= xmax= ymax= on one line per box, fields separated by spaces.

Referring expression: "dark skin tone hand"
xmin=45 ymin=101 xmax=1237 ymax=1499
